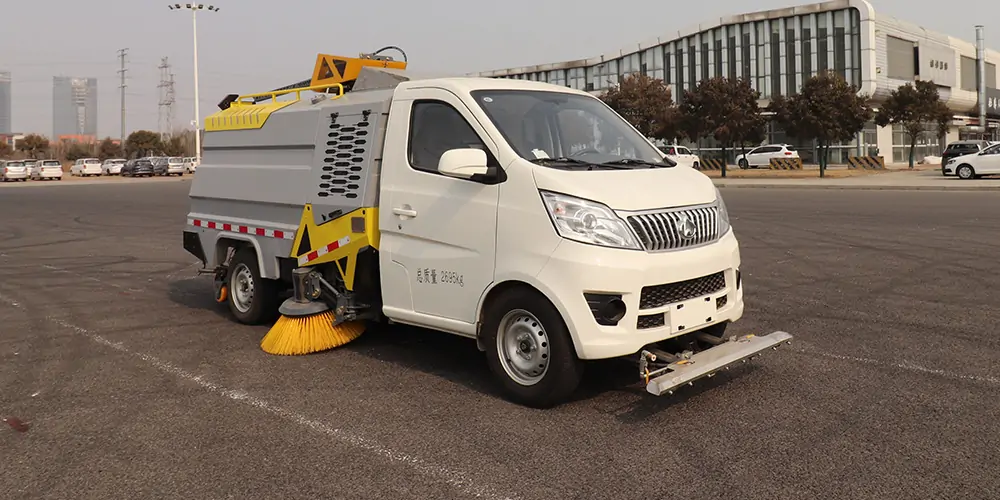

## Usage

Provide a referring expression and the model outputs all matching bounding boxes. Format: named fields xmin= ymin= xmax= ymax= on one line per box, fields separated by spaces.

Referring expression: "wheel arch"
xmin=475 ymin=278 xmax=583 ymax=358
xmin=957 ymin=163 xmax=976 ymax=177
xmin=213 ymin=235 xmax=271 ymax=278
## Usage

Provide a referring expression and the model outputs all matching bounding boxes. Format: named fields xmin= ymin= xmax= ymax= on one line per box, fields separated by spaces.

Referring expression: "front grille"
xmin=639 ymin=271 xmax=726 ymax=309
xmin=627 ymin=205 xmax=720 ymax=251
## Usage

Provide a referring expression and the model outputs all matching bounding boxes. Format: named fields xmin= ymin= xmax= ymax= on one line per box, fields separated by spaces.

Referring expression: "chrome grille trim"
xmin=625 ymin=205 xmax=720 ymax=252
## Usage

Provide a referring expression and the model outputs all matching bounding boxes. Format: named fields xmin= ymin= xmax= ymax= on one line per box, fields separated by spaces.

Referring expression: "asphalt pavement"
xmin=1 ymin=180 xmax=998 ymax=500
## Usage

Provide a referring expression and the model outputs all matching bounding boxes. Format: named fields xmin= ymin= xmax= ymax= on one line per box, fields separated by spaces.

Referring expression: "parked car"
xmin=22 ymin=160 xmax=39 ymax=178
xmin=943 ymin=142 xmax=1000 ymax=179
xmin=658 ymin=145 xmax=701 ymax=168
xmin=122 ymin=158 xmax=155 ymax=177
xmin=941 ymin=140 xmax=991 ymax=175
xmin=102 ymin=158 xmax=127 ymax=175
xmin=736 ymin=144 xmax=799 ymax=169
xmin=31 ymin=159 xmax=64 ymax=180
xmin=150 ymin=157 xmax=169 ymax=176
xmin=184 ymin=156 xmax=199 ymax=173
xmin=1 ymin=160 xmax=28 ymax=182
xmin=164 ymin=156 xmax=186 ymax=176
xmin=70 ymin=158 xmax=103 ymax=177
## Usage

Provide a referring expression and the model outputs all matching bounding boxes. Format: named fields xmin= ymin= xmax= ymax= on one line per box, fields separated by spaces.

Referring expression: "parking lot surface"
xmin=1 ymin=180 xmax=998 ymax=499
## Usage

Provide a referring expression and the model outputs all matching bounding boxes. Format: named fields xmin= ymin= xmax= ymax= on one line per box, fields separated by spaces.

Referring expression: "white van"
xmin=165 ymin=157 xmax=186 ymax=176
xmin=71 ymin=158 xmax=103 ymax=177
xmin=31 ymin=160 xmax=64 ymax=180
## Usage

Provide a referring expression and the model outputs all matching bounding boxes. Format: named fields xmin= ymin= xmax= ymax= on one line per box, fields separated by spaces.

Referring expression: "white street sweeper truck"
xmin=182 ymin=48 xmax=793 ymax=408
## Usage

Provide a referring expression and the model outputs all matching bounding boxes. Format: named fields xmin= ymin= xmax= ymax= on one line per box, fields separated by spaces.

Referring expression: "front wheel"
xmin=482 ymin=289 xmax=583 ymax=408
xmin=738 ymin=159 xmax=749 ymax=169
xmin=956 ymin=164 xmax=976 ymax=180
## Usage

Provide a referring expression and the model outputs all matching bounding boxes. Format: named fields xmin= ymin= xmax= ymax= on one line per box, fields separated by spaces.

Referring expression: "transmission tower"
xmin=157 ymin=57 xmax=176 ymax=140
xmin=118 ymin=48 xmax=128 ymax=144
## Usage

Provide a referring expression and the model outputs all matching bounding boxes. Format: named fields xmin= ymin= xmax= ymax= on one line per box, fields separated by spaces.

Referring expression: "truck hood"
xmin=530 ymin=164 xmax=717 ymax=211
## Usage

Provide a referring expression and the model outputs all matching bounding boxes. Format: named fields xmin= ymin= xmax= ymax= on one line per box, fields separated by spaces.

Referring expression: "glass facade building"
xmin=0 ymin=71 xmax=11 ymax=134
xmin=52 ymin=76 xmax=98 ymax=140
xmin=474 ymin=0 xmax=1000 ymax=164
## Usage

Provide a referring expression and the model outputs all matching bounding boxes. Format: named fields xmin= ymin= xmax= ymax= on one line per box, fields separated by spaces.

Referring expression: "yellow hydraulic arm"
xmin=216 ymin=46 xmax=408 ymax=111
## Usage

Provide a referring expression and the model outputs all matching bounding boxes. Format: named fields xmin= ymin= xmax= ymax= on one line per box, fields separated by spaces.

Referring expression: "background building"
xmin=0 ymin=71 xmax=11 ymax=134
xmin=474 ymin=0 xmax=1000 ymax=164
xmin=52 ymin=76 xmax=98 ymax=141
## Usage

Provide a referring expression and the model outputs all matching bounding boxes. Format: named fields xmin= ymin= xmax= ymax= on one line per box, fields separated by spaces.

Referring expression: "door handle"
xmin=393 ymin=207 xmax=418 ymax=218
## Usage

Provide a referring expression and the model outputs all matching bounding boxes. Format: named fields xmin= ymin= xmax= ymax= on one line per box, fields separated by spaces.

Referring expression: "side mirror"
xmin=437 ymin=148 xmax=489 ymax=179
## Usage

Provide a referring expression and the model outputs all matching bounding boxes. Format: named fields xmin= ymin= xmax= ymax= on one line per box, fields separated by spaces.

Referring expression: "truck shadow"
xmin=165 ymin=277 xmax=749 ymax=413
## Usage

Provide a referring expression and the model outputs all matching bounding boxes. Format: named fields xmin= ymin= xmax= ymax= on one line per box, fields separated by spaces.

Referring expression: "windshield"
xmin=43 ymin=161 xmax=61 ymax=166
xmin=470 ymin=89 xmax=668 ymax=168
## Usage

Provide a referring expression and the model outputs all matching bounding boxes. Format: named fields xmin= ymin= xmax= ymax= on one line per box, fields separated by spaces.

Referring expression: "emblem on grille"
xmin=677 ymin=213 xmax=697 ymax=239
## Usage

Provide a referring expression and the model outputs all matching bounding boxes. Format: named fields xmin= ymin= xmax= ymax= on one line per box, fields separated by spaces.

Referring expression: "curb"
xmin=714 ymin=182 xmax=1000 ymax=191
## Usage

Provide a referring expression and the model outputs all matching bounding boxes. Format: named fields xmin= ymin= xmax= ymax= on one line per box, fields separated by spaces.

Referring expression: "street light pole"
xmin=168 ymin=3 xmax=220 ymax=164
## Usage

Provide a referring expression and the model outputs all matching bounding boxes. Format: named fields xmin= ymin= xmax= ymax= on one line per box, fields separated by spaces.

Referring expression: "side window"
xmin=748 ymin=147 xmax=763 ymax=155
xmin=408 ymin=100 xmax=487 ymax=173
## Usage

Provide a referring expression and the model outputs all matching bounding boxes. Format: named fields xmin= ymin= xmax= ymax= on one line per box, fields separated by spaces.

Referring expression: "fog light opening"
xmin=599 ymin=297 xmax=627 ymax=324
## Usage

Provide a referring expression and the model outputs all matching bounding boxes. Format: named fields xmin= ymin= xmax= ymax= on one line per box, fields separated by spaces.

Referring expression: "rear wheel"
xmin=482 ymin=288 xmax=583 ymax=408
xmin=226 ymin=247 xmax=281 ymax=325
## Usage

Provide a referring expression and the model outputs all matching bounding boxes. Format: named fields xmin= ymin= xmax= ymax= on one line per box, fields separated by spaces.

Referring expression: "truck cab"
xmin=185 ymin=64 xmax=788 ymax=407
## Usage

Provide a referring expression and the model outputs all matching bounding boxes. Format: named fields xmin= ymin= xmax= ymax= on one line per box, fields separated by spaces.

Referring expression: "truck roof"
xmin=349 ymin=66 xmax=594 ymax=98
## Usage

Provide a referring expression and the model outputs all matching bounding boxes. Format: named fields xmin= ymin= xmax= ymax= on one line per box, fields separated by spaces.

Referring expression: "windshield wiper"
xmin=528 ymin=157 xmax=593 ymax=166
xmin=601 ymin=158 xmax=674 ymax=168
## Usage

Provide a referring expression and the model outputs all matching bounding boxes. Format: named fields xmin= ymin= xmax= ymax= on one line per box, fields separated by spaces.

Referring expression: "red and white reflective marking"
xmin=298 ymin=236 xmax=351 ymax=265
xmin=188 ymin=218 xmax=295 ymax=240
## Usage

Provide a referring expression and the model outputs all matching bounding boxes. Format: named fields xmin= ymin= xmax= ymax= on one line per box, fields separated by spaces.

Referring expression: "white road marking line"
xmin=791 ymin=346 xmax=1000 ymax=386
xmin=41 ymin=264 xmax=144 ymax=293
xmin=0 ymin=292 xmax=518 ymax=500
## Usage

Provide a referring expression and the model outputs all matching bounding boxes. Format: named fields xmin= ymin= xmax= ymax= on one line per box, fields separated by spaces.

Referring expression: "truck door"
xmin=378 ymin=89 xmax=501 ymax=327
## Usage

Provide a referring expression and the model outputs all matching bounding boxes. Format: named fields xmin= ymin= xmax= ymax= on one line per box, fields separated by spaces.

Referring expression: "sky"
xmin=2 ymin=0 xmax=997 ymax=138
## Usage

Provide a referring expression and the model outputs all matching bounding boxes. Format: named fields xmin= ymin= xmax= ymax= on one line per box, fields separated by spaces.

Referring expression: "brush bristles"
xmin=260 ymin=311 xmax=366 ymax=355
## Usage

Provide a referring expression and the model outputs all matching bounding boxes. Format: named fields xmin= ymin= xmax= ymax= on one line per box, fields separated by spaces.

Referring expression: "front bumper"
xmin=942 ymin=163 xmax=954 ymax=175
xmin=536 ymin=229 xmax=744 ymax=360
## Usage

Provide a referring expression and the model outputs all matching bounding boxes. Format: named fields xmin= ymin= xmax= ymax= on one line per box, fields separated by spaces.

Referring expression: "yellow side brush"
xmin=260 ymin=267 xmax=366 ymax=355
xmin=261 ymin=312 xmax=365 ymax=355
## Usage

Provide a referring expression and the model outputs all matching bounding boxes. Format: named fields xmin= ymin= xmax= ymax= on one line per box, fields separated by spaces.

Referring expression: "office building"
xmin=473 ymin=0 xmax=1000 ymax=163
xmin=52 ymin=76 xmax=98 ymax=140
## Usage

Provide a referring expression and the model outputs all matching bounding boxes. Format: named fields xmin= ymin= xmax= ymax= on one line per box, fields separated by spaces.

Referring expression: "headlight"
xmin=540 ymin=191 xmax=641 ymax=250
xmin=946 ymin=158 xmax=956 ymax=165
xmin=715 ymin=187 xmax=731 ymax=235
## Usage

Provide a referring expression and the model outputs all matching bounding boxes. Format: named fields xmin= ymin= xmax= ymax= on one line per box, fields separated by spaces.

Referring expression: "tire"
xmin=226 ymin=247 xmax=281 ymax=325
xmin=692 ymin=161 xmax=700 ymax=169
xmin=482 ymin=288 xmax=584 ymax=408
xmin=738 ymin=159 xmax=749 ymax=169
xmin=956 ymin=164 xmax=976 ymax=180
